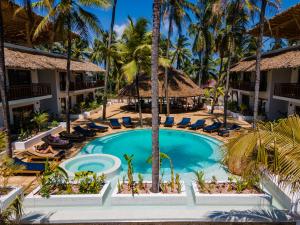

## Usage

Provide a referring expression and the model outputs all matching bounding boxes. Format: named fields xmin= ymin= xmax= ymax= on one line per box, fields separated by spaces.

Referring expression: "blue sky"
xmin=93 ymin=0 xmax=300 ymax=37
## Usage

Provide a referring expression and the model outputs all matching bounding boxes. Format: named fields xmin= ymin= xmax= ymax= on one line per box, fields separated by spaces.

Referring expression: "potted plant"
xmin=192 ymin=170 xmax=271 ymax=206
xmin=24 ymin=163 xmax=110 ymax=207
xmin=111 ymin=154 xmax=186 ymax=205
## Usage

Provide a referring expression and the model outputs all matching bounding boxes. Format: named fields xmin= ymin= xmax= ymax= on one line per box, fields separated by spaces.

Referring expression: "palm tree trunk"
xmin=197 ymin=52 xmax=203 ymax=87
xmin=65 ymin=16 xmax=72 ymax=133
xmin=151 ymin=0 xmax=161 ymax=193
xmin=136 ymin=75 xmax=143 ymax=127
xmin=102 ymin=0 xmax=117 ymax=120
xmin=164 ymin=12 xmax=173 ymax=116
xmin=211 ymin=56 xmax=224 ymax=114
xmin=253 ymin=0 xmax=267 ymax=127
xmin=224 ymin=41 xmax=232 ymax=128
xmin=0 ymin=1 xmax=12 ymax=157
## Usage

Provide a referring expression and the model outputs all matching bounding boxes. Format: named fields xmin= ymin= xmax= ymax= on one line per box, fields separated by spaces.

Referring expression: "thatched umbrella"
xmin=119 ymin=67 xmax=204 ymax=112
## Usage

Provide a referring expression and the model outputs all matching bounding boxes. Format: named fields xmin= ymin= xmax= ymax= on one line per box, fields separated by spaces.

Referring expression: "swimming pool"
xmin=80 ymin=129 xmax=226 ymax=177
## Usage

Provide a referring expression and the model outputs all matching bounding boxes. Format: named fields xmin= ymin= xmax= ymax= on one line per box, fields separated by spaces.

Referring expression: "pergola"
xmin=249 ymin=3 xmax=300 ymax=40
xmin=119 ymin=67 xmax=204 ymax=113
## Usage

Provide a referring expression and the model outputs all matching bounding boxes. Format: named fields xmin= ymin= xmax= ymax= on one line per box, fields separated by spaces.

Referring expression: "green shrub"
xmin=32 ymin=112 xmax=49 ymax=132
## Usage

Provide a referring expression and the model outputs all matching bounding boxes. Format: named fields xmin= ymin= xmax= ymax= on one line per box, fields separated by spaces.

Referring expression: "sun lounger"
xmin=164 ymin=116 xmax=174 ymax=127
xmin=218 ymin=124 xmax=241 ymax=137
xmin=177 ymin=118 xmax=191 ymax=128
xmin=42 ymin=135 xmax=73 ymax=149
xmin=13 ymin=157 xmax=45 ymax=174
xmin=203 ymin=122 xmax=223 ymax=133
xmin=109 ymin=118 xmax=121 ymax=129
xmin=59 ymin=131 xmax=85 ymax=142
xmin=122 ymin=117 xmax=134 ymax=128
xmin=26 ymin=148 xmax=65 ymax=162
xmin=73 ymin=126 xmax=96 ymax=137
xmin=189 ymin=119 xmax=206 ymax=130
xmin=87 ymin=122 xmax=109 ymax=132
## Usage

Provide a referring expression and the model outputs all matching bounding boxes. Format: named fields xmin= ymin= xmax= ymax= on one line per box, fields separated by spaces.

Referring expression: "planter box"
xmin=227 ymin=110 xmax=265 ymax=122
xmin=192 ymin=182 xmax=271 ymax=206
xmin=111 ymin=181 xmax=187 ymax=205
xmin=24 ymin=181 xmax=110 ymax=207
xmin=70 ymin=107 xmax=102 ymax=120
xmin=0 ymin=186 xmax=22 ymax=212
xmin=12 ymin=123 xmax=65 ymax=150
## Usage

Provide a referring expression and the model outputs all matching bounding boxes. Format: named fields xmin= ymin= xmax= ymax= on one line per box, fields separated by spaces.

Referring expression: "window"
xmin=59 ymin=72 xmax=66 ymax=91
xmin=8 ymin=69 xmax=31 ymax=86
xmin=260 ymin=71 xmax=268 ymax=91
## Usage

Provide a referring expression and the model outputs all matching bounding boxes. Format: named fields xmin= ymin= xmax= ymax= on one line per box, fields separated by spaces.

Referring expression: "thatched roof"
xmin=119 ymin=68 xmax=203 ymax=98
xmin=231 ymin=45 xmax=300 ymax=72
xmin=2 ymin=0 xmax=71 ymax=46
xmin=249 ymin=3 xmax=300 ymax=40
xmin=4 ymin=43 xmax=103 ymax=73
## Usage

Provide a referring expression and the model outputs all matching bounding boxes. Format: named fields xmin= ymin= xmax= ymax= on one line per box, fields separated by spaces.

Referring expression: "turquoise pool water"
xmin=81 ymin=129 xmax=225 ymax=176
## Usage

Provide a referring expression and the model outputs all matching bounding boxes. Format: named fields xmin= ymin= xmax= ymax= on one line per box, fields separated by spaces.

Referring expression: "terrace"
xmin=274 ymin=83 xmax=300 ymax=100
xmin=6 ymin=83 xmax=51 ymax=101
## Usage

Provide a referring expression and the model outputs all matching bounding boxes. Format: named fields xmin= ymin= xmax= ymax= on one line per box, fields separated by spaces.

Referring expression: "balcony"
xmin=60 ymin=80 xmax=104 ymax=91
xmin=6 ymin=83 xmax=51 ymax=101
xmin=274 ymin=83 xmax=300 ymax=100
xmin=231 ymin=81 xmax=267 ymax=92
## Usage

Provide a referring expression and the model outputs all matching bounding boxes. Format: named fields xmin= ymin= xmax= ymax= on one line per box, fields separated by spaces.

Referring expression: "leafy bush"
xmin=228 ymin=101 xmax=239 ymax=112
xmin=31 ymin=112 xmax=49 ymax=132
xmin=74 ymin=171 xmax=105 ymax=194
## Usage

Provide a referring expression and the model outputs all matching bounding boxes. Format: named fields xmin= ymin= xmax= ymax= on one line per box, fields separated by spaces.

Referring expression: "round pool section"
xmin=81 ymin=129 xmax=226 ymax=177
xmin=60 ymin=154 xmax=121 ymax=178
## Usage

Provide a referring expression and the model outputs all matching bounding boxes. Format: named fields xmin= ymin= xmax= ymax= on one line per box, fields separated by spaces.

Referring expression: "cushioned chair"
xmin=109 ymin=118 xmax=122 ymax=129
xmin=13 ymin=157 xmax=45 ymax=174
xmin=177 ymin=118 xmax=191 ymax=128
xmin=59 ymin=131 xmax=86 ymax=142
xmin=87 ymin=122 xmax=108 ymax=132
xmin=189 ymin=119 xmax=206 ymax=130
xmin=73 ymin=126 xmax=96 ymax=137
xmin=122 ymin=117 xmax=134 ymax=128
xmin=203 ymin=122 xmax=223 ymax=133
xmin=164 ymin=116 xmax=174 ymax=127
xmin=42 ymin=135 xmax=73 ymax=149
xmin=218 ymin=124 xmax=241 ymax=137
xmin=26 ymin=147 xmax=65 ymax=161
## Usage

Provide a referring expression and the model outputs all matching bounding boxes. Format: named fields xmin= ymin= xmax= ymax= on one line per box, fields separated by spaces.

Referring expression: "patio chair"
xmin=218 ymin=124 xmax=241 ymax=137
xmin=73 ymin=126 xmax=96 ymax=137
xmin=122 ymin=117 xmax=134 ymax=128
xmin=203 ymin=122 xmax=223 ymax=133
xmin=164 ymin=116 xmax=174 ymax=127
xmin=42 ymin=135 xmax=73 ymax=149
xmin=177 ymin=118 xmax=191 ymax=128
xmin=13 ymin=157 xmax=45 ymax=175
xmin=189 ymin=119 xmax=206 ymax=130
xmin=59 ymin=131 xmax=86 ymax=142
xmin=87 ymin=122 xmax=109 ymax=132
xmin=109 ymin=118 xmax=122 ymax=129
xmin=25 ymin=147 xmax=65 ymax=162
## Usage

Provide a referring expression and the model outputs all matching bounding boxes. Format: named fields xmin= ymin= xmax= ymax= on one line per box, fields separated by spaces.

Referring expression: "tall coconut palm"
xmin=0 ymin=1 xmax=13 ymax=157
xmin=161 ymin=0 xmax=194 ymax=115
xmin=102 ymin=0 xmax=118 ymax=120
xmin=151 ymin=0 xmax=161 ymax=193
xmin=34 ymin=0 xmax=110 ymax=133
xmin=171 ymin=35 xmax=192 ymax=70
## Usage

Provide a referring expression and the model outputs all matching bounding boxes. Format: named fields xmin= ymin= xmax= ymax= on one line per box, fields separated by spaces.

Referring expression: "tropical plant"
xmin=224 ymin=115 xmax=300 ymax=192
xmin=0 ymin=156 xmax=24 ymax=188
xmin=123 ymin=154 xmax=134 ymax=190
xmin=74 ymin=171 xmax=105 ymax=194
xmin=137 ymin=173 xmax=144 ymax=190
xmin=175 ymin=173 xmax=182 ymax=193
xmin=34 ymin=0 xmax=110 ymax=133
xmin=171 ymin=35 xmax=192 ymax=70
xmin=194 ymin=170 xmax=206 ymax=191
xmin=151 ymin=0 xmax=161 ymax=193
xmin=31 ymin=112 xmax=49 ymax=132
xmin=0 ymin=1 xmax=13 ymax=158
xmin=0 ymin=197 xmax=23 ymax=225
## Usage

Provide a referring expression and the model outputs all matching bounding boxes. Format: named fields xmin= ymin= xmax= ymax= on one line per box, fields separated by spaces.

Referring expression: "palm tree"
xmin=0 ymin=1 xmax=13 ymax=157
xmin=224 ymin=115 xmax=300 ymax=192
xmin=161 ymin=0 xmax=193 ymax=115
xmin=171 ymin=35 xmax=192 ymax=70
xmin=34 ymin=0 xmax=110 ymax=133
xmin=151 ymin=0 xmax=161 ymax=194
xmin=102 ymin=0 xmax=118 ymax=120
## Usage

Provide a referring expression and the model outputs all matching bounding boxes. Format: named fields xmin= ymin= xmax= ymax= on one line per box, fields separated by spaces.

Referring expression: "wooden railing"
xmin=274 ymin=83 xmax=300 ymax=100
xmin=231 ymin=81 xmax=267 ymax=92
xmin=60 ymin=80 xmax=104 ymax=91
xmin=6 ymin=83 xmax=51 ymax=101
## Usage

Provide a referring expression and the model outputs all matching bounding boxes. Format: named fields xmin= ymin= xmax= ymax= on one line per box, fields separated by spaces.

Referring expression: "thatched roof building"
xmin=4 ymin=43 xmax=103 ymax=73
xmin=119 ymin=67 xmax=203 ymax=98
xmin=231 ymin=45 xmax=300 ymax=72
xmin=249 ymin=3 xmax=300 ymax=40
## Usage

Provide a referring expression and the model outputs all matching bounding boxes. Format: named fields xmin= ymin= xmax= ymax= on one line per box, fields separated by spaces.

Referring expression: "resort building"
xmin=1 ymin=43 xmax=104 ymax=127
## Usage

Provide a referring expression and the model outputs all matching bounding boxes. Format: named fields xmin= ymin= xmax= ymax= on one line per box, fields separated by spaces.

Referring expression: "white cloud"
xmin=114 ymin=23 xmax=127 ymax=39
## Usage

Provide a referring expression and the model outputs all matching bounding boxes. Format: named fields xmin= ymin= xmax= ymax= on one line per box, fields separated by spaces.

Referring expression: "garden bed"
xmin=0 ymin=186 xmax=22 ymax=211
xmin=12 ymin=122 xmax=66 ymax=150
xmin=111 ymin=181 xmax=187 ymax=205
xmin=191 ymin=181 xmax=271 ymax=206
xmin=24 ymin=181 xmax=110 ymax=207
